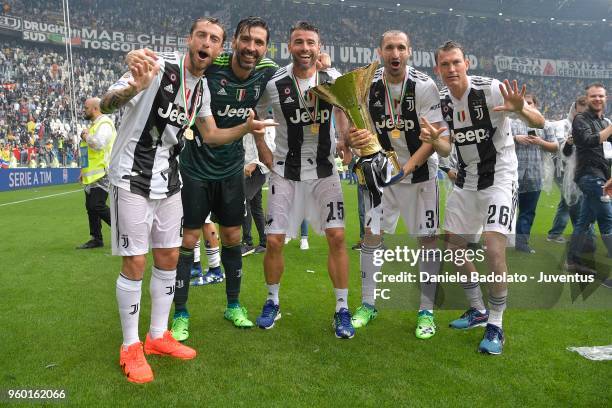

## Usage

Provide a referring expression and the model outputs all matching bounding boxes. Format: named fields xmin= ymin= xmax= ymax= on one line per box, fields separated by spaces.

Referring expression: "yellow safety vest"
xmin=80 ymin=115 xmax=116 ymax=185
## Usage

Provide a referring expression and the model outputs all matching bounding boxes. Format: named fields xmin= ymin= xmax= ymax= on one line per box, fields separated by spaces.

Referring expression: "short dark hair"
xmin=434 ymin=40 xmax=466 ymax=64
xmin=190 ymin=17 xmax=226 ymax=42
xmin=585 ymin=82 xmax=606 ymax=93
xmin=525 ymin=93 xmax=538 ymax=106
xmin=289 ymin=21 xmax=320 ymax=41
xmin=234 ymin=16 xmax=270 ymax=44
xmin=575 ymin=95 xmax=588 ymax=106
xmin=379 ymin=30 xmax=410 ymax=48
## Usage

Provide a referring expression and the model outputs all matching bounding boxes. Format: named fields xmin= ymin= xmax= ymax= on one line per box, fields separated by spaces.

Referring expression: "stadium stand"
xmin=0 ymin=0 xmax=610 ymax=168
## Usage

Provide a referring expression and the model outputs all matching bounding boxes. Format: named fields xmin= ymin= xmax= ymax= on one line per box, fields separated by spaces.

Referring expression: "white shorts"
xmin=265 ymin=172 xmax=345 ymax=238
xmin=365 ymin=177 xmax=439 ymax=237
xmin=443 ymin=181 xmax=518 ymax=241
xmin=110 ymin=185 xmax=183 ymax=256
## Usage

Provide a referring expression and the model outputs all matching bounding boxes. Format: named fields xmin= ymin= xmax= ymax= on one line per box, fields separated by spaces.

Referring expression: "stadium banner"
xmin=495 ymin=55 xmax=612 ymax=79
xmin=0 ymin=168 xmax=80 ymax=191
xmin=1 ymin=14 xmax=481 ymax=67
xmin=268 ymin=42 xmax=480 ymax=69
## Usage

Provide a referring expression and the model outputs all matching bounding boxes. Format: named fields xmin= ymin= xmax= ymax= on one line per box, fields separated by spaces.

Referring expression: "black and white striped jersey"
xmin=368 ymin=66 xmax=443 ymax=184
xmin=439 ymin=75 xmax=516 ymax=191
xmin=108 ymin=51 xmax=211 ymax=199
xmin=255 ymin=64 xmax=340 ymax=181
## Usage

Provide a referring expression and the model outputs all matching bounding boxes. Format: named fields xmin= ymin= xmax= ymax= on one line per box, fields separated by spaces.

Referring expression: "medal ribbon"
xmin=178 ymin=55 xmax=202 ymax=129
xmin=291 ymin=70 xmax=319 ymax=125
xmin=382 ymin=71 xmax=408 ymax=129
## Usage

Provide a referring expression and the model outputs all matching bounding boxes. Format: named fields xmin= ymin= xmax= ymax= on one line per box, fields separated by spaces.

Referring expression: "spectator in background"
xmin=76 ymin=97 xmax=115 ymax=249
xmin=512 ymin=94 xmax=559 ymax=253
xmin=567 ymin=83 xmax=612 ymax=273
xmin=241 ymin=128 xmax=275 ymax=257
xmin=547 ymin=96 xmax=591 ymax=242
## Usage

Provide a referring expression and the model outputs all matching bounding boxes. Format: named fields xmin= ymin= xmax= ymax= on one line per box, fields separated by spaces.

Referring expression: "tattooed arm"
xmin=100 ymin=58 xmax=160 ymax=114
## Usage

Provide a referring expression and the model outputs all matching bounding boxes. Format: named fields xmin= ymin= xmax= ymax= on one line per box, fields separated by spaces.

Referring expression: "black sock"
xmin=222 ymin=245 xmax=242 ymax=306
xmin=173 ymin=246 xmax=193 ymax=314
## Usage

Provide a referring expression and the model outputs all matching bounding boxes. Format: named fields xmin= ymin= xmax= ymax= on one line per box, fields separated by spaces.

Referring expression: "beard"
xmin=291 ymin=52 xmax=317 ymax=70
xmin=236 ymin=49 xmax=261 ymax=70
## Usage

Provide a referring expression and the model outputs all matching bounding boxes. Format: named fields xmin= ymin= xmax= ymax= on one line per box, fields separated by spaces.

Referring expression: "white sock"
xmin=193 ymin=240 xmax=201 ymax=263
xmin=334 ymin=288 xmax=348 ymax=312
xmin=488 ymin=290 xmax=507 ymax=328
xmin=149 ymin=266 xmax=176 ymax=339
xmin=419 ymin=257 xmax=440 ymax=311
xmin=206 ymin=245 xmax=220 ymax=268
xmin=266 ymin=283 xmax=280 ymax=305
xmin=462 ymin=281 xmax=486 ymax=313
xmin=360 ymin=243 xmax=381 ymax=306
xmin=116 ymin=274 xmax=142 ymax=347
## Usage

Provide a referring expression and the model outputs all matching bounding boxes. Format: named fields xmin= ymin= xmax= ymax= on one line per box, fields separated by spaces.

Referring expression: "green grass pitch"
xmin=0 ymin=181 xmax=610 ymax=406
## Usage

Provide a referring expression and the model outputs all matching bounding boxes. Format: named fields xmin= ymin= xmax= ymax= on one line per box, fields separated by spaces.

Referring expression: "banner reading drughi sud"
xmin=495 ymin=55 xmax=612 ymax=79
xmin=2 ymin=13 xmax=610 ymax=79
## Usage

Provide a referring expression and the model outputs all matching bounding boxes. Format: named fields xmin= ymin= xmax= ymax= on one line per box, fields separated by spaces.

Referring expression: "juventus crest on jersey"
xmin=368 ymin=66 xmax=443 ymax=184
xmin=256 ymin=64 xmax=341 ymax=181
xmin=108 ymin=51 xmax=209 ymax=199
xmin=439 ymin=75 xmax=517 ymax=191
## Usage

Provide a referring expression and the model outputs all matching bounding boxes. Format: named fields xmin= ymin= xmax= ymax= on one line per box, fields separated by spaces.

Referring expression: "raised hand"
xmin=493 ymin=79 xmax=527 ymax=113
xmin=419 ymin=117 xmax=447 ymax=144
xmin=126 ymin=48 xmax=158 ymax=72
xmin=127 ymin=59 xmax=160 ymax=93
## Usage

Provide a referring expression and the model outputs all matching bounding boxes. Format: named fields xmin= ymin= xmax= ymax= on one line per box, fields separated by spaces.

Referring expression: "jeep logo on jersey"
xmin=288 ymin=108 xmax=331 ymax=125
xmin=158 ymin=103 xmax=188 ymax=125
xmin=217 ymin=105 xmax=251 ymax=119
xmin=374 ymin=117 xmax=416 ymax=133
xmin=452 ymin=128 xmax=490 ymax=144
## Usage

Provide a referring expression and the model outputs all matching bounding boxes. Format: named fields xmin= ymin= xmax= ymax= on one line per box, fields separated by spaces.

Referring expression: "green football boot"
xmin=224 ymin=305 xmax=254 ymax=328
xmin=171 ymin=313 xmax=190 ymax=342
xmin=415 ymin=310 xmax=436 ymax=339
xmin=351 ymin=303 xmax=378 ymax=328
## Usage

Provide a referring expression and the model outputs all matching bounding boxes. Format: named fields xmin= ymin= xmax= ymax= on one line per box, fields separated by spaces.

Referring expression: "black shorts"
xmin=181 ymin=170 xmax=245 ymax=229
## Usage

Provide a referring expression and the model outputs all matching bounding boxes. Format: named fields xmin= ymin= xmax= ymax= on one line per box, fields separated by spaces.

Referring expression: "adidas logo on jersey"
xmin=217 ymin=88 xmax=227 ymax=96
xmin=284 ymin=96 xmax=295 ymax=104
xmin=164 ymin=84 xmax=173 ymax=94
xmin=373 ymin=100 xmax=383 ymax=107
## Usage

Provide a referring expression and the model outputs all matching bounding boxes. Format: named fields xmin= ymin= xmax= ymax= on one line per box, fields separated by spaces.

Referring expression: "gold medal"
xmin=391 ymin=128 xmax=401 ymax=139
xmin=184 ymin=128 xmax=194 ymax=140
xmin=310 ymin=124 xmax=320 ymax=135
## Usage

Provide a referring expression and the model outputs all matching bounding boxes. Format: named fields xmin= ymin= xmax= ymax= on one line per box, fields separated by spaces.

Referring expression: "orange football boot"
xmin=119 ymin=342 xmax=154 ymax=384
xmin=144 ymin=331 xmax=197 ymax=360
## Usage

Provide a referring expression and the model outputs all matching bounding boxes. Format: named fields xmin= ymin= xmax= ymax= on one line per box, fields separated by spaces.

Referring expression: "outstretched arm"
xmin=419 ymin=117 xmax=450 ymax=157
xmin=195 ymin=110 xmax=278 ymax=146
xmin=493 ymin=79 xmax=545 ymax=129
xmin=100 ymin=61 xmax=159 ymax=113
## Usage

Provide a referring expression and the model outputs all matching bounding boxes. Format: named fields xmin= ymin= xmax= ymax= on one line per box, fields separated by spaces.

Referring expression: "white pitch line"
xmin=0 ymin=189 xmax=81 ymax=207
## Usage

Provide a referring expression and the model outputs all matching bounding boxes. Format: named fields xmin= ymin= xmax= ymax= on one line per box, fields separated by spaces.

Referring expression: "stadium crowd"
xmin=4 ymin=0 xmax=610 ymax=60
xmin=0 ymin=0 xmax=610 ymax=168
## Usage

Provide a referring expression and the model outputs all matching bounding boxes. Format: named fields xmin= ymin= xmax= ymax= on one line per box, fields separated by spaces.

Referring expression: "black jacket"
xmin=573 ymin=108 xmax=611 ymax=181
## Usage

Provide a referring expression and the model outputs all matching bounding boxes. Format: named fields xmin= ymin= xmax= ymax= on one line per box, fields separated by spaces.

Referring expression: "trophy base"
xmin=355 ymin=150 xmax=401 ymax=186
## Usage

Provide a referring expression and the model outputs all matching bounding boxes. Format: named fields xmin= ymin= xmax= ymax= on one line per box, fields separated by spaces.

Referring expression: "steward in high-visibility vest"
xmin=80 ymin=114 xmax=116 ymax=185
xmin=77 ymin=97 xmax=116 ymax=249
